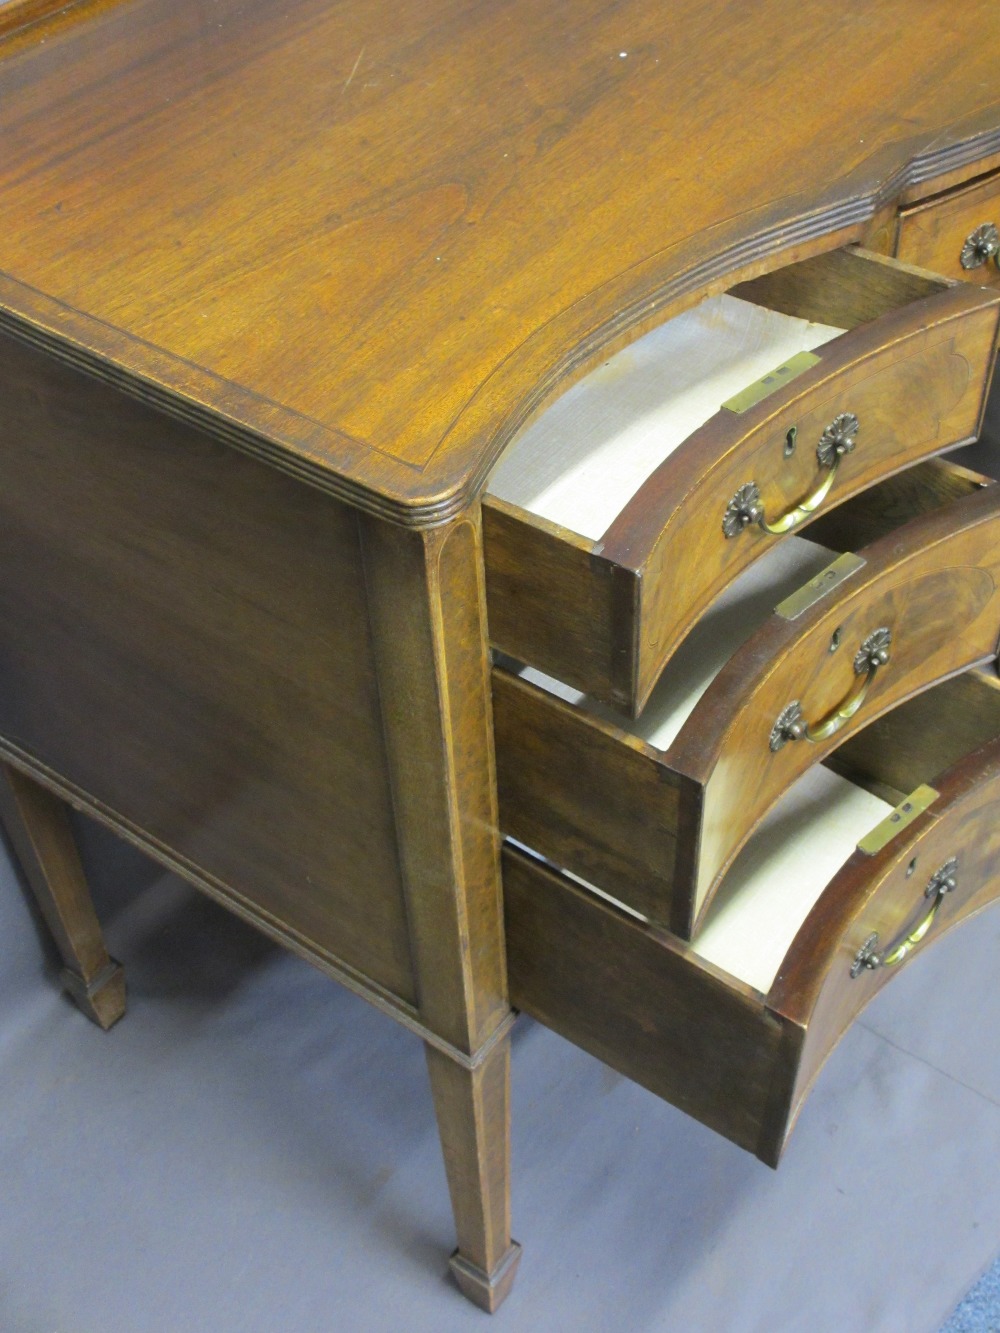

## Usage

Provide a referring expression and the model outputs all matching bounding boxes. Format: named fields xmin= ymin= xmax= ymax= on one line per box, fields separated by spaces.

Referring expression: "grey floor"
xmin=4 ymin=394 xmax=1000 ymax=1333
xmin=1 ymin=812 xmax=999 ymax=1333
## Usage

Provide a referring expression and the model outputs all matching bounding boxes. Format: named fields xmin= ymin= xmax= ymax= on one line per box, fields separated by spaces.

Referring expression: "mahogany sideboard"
xmin=1 ymin=0 xmax=1000 ymax=1312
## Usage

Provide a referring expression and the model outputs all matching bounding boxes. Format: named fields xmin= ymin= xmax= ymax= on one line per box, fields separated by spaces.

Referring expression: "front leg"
xmin=361 ymin=510 xmax=521 ymax=1310
xmin=426 ymin=1038 xmax=521 ymax=1312
xmin=0 ymin=763 xmax=125 ymax=1030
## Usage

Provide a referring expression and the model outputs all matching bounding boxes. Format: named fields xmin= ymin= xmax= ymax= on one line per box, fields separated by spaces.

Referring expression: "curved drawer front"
xmin=671 ymin=485 xmax=1000 ymax=935
xmin=896 ymin=170 xmax=1000 ymax=289
xmin=485 ymin=248 xmax=1000 ymax=716
xmin=494 ymin=485 xmax=1000 ymax=938
xmin=764 ymin=737 xmax=1000 ymax=1165
xmin=504 ymin=719 xmax=1000 ymax=1171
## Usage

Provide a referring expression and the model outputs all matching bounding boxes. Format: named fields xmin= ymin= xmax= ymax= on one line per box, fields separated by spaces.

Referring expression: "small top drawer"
xmin=484 ymin=247 xmax=1000 ymax=717
xmin=896 ymin=170 xmax=1000 ymax=288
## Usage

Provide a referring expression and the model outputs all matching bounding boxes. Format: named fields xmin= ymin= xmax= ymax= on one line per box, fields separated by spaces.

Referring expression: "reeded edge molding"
xmin=1 ymin=117 xmax=999 ymax=528
xmin=0 ymin=738 xmax=516 ymax=1071
xmin=452 ymin=121 xmax=1000 ymax=517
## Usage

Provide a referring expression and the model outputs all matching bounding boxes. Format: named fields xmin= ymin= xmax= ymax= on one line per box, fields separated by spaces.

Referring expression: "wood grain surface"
xmin=495 ymin=485 xmax=1000 ymax=935
xmin=0 ymin=0 xmax=999 ymax=521
xmin=672 ymin=487 xmax=1000 ymax=933
xmin=503 ymin=845 xmax=784 ymax=1157
xmin=505 ymin=728 xmax=1000 ymax=1166
xmin=766 ymin=734 xmax=1000 ymax=1161
xmin=896 ymin=170 xmax=1000 ymax=287
xmin=485 ymin=253 xmax=1000 ymax=712
xmin=0 ymin=328 xmax=416 ymax=1001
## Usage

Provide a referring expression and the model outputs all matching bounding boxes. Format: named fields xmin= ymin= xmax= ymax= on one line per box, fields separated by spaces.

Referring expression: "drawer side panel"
xmin=504 ymin=845 xmax=785 ymax=1157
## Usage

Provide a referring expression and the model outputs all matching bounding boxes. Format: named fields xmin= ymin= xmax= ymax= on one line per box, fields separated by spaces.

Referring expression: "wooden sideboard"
xmin=1 ymin=0 xmax=999 ymax=1312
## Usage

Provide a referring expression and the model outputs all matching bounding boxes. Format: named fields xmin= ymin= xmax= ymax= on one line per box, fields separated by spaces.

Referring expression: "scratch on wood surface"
xmin=343 ymin=47 xmax=364 ymax=95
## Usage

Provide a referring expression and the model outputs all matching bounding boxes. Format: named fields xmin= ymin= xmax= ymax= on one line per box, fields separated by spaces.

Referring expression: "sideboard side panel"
xmin=0 ymin=332 xmax=415 ymax=1001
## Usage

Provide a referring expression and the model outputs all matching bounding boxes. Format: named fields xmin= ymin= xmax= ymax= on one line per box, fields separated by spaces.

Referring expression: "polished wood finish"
xmin=1 ymin=2 xmax=1000 ymax=522
xmin=2 ymin=0 xmax=1000 ymax=1311
xmin=673 ymin=485 xmax=1000 ymax=932
xmin=896 ymin=170 xmax=1000 ymax=288
xmin=0 ymin=763 xmax=125 ymax=1029
xmin=0 ymin=330 xmax=415 ymax=999
xmin=504 ymin=846 xmax=782 ymax=1155
xmin=829 ymin=669 xmax=1000 ymax=805
xmin=494 ymin=669 xmax=681 ymax=923
xmin=0 ymin=317 xmax=517 ymax=1298
xmin=495 ymin=485 xmax=1000 ymax=937
xmin=425 ymin=1042 xmax=521 ymax=1312
xmin=0 ymin=0 xmax=88 ymax=40
xmin=805 ymin=455 xmax=992 ymax=552
xmin=484 ymin=252 xmax=1000 ymax=713
xmin=507 ymin=726 xmax=1000 ymax=1167
xmin=769 ymin=737 xmax=1000 ymax=1158
xmin=359 ymin=515 xmax=508 ymax=1053
xmin=359 ymin=512 xmax=519 ymax=1301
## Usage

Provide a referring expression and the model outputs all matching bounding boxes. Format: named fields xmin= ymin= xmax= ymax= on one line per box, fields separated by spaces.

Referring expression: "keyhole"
xmin=829 ymin=627 xmax=842 ymax=653
xmin=784 ymin=426 xmax=797 ymax=458
xmin=906 ymin=857 xmax=918 ymax=878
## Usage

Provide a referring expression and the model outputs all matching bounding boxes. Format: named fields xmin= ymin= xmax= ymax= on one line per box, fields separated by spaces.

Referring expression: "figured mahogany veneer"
xmin=505 ymin=673 xmax=1000 ymax=1167
xmin=895 ymin=170 xmax=1000 ymax=289
xmin=484 ymin=249 xmax=1000 ymax=714
xmin=2 ymin=0 xmax=1000 ymax=1313
xmin=1 ymin=1 xmax=1000 ymax=522
xmin=495 ymin=475 xmax=1000 ymax=938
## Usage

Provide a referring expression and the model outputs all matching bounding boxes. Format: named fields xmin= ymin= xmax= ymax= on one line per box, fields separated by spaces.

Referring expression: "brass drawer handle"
xmin=769 ymin=627 xmax=891 ymax=752
xmin=723 ymin=413 xmax=859 ymax=539
xmin=960 ymin=221 xmax=999 ymax=271
xmin=850 ymin=858 xmax=958 ymax=977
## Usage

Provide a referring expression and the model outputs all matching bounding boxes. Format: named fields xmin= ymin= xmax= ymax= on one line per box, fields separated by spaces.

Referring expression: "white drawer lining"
xmin=487 ymin=293 xmax=844 ymax=542
xmin=691 ymin=765 xmax=892 ymax=994
xmin=520 ymin=534 xmax=837 ymax=754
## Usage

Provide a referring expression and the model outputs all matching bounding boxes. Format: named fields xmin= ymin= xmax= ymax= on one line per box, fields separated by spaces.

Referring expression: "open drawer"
xmin=504 ymin=670 xmax=1000 ymax=1167
xmin=484 ymin=247 xmax=1000 ymax=716
xmin=895 ymin=168 xmax=1000 ymax=289
xmin=494 ymin=471 xmax=1000 ymax=939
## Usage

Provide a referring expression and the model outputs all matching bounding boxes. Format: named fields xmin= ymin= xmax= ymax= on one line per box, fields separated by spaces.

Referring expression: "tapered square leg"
xmin=425 ymin=1039 xmax=521 ymax=1312
xmin=0 ymin=764 xmax=126 ymax=1030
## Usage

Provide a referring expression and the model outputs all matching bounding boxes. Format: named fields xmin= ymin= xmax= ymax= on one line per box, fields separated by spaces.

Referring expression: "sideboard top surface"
xmin=1 ymin=0 xmax=999 ymax=523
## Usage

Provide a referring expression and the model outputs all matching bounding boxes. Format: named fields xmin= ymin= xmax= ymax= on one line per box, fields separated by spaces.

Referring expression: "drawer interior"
xmin=488 ymin=278 xmax=845 ymax=546
xmin=506 ymin=670 xmax=1000 ymax=1167
xmin=484 ymin=248 xmax=1000 ymax=714
xmin=691 ymin=671 xmax=1000 ymax=996
xmin=488 ymin=249 xmax=944 ymax=545
xmin=495 ymin=458 xmax=998 ymax=934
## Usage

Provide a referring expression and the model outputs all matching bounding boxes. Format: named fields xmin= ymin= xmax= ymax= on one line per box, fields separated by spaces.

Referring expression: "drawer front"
xmin=495 ymin=486 xmax=1000 ymax=938
xmin=896 ymin=171 xmax=1000 ymax=288
xmin=485 ymin=251 xmax=1000 ymax=716
xmin=505 ymin=729 xmax=1000 ymax=1168
xmin=672 ymin=486 xmax=1000 ymax=933
xmin=766 ymin=734 xmax=1000 ymax=1163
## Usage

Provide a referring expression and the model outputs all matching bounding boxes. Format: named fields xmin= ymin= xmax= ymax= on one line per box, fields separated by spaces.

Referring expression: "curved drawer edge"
xmin=669 ymin=483 xmax=1000 ymax=937
xmin=761 ymin=736 xmax=1000 ymax=1165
